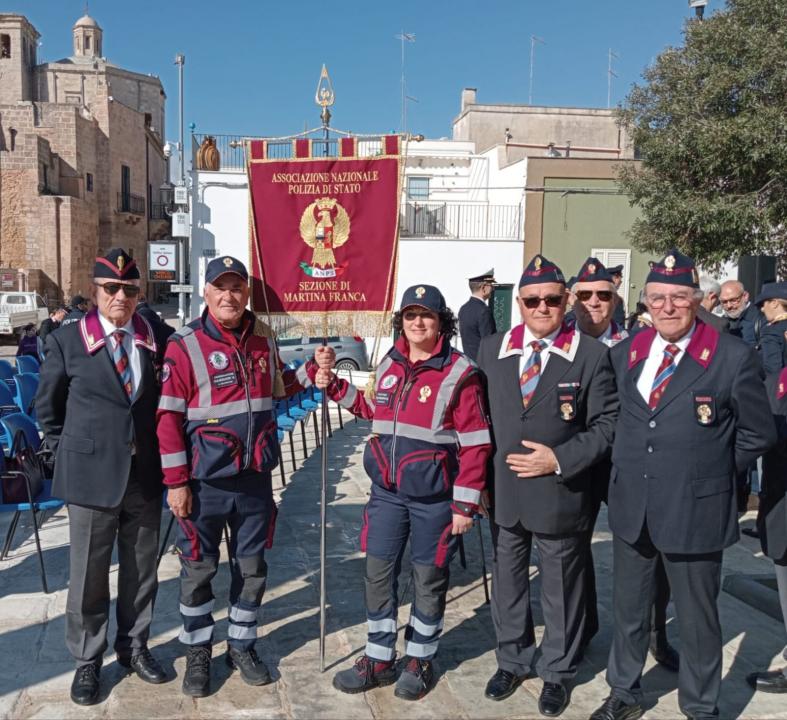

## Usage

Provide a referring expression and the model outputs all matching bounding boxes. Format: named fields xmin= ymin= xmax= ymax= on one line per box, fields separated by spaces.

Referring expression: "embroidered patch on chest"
xmin=208 ymin=351 xmax=229 ymax=370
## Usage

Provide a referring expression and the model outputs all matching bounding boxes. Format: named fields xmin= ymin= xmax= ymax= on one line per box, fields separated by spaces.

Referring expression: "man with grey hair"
xmin=697 ymin=276 xmax=729 ymax=333
xmin=720 ymin=279 xmax=762 ymax=346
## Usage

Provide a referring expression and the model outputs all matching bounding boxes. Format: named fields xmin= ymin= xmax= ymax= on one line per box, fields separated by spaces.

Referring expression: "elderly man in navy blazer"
xmin=477 ymin=255 xmax=618 ymax=717
xmin=590 ymin=250 xmax=776 ymax=720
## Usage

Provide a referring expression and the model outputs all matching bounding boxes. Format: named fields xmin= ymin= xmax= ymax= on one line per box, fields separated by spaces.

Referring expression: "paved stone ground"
xmin=1 ymin=394 xmax=786 ymax=718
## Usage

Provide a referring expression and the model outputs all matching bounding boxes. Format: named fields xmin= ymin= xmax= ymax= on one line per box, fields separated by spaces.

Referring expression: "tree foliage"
xmin=617 ymin=0 xmax=787 ymax=267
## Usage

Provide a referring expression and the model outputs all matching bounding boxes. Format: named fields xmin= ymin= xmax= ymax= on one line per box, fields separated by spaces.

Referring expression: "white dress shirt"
xmin=635 ymin=324 xmax=695 ymax=403
xmin=99 ymin=313 xmax=141 ymax=400
xmin=517 ymin=325 xmax=562 ymax=378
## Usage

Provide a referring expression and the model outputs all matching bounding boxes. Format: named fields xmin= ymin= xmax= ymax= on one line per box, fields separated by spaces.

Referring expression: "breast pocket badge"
xmin=557 ymin=385 xmax=578 ymax=422
xmin=693 ymin=393 xmax=715 ymax=425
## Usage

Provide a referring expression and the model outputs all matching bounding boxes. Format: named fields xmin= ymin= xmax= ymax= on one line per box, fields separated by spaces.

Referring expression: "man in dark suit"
xmin=590 ymin=249 xmax=776 ymax=720
xmin=458 ymin=269 xmax=497 ymax=361
xmin=608 ymin=265 xmax=627 ymax=327
xmin=135 ymin=294 xmax=175 ymax=351
xmin=720 ymin=279 xmax=763 ymax=347
xmin=697 ymin=277 xmax=730 ymax=334
xmin=36 ymin=249 xmax=169 ymax=705
xmin=477 ymin=255 xmax=618 ymax=717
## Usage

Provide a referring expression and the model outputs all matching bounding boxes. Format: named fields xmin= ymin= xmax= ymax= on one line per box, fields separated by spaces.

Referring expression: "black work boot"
xmin=226 ymin=645 xmax=272 ymax=686
xmin=394 ymin=655 xmax=435 ymax=700
xmin=182 ymin=645 xmax=211 ymax=698
xmin=332 ymin=654 xmax=397 ymax=694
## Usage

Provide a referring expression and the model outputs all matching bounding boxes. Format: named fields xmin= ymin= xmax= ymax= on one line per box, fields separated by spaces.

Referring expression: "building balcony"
xmin=117 ymin=192 xmax=145 ymax=216
xmin=400 ymin=201 xmax=523 ymax=242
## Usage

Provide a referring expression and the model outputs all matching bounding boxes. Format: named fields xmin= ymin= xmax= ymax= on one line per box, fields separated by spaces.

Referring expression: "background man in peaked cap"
xmin=478 ymin=254 xmax=618 ymax=718
xmin=459 ymin=269 xmax=497 ymax=361
xmin=37 ymin=248 xmax=168 ymax=705
xmin=590 ymin=249 xmax=775 ymax=720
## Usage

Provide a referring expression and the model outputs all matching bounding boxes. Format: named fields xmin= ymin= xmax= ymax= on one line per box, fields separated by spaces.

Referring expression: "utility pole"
xmin=607 ymin=49 xmax=619 ymax=109
xmin=529 ymin=35 xmax=545 ymax=105
xmin=174 ymin=53 xmax=188 ymax=325
xmin=395 ymin=31 xmax=415 ymax=134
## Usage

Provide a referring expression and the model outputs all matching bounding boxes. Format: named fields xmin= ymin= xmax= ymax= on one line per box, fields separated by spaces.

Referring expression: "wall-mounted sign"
xmin=172 ymin=212 xmax=190 ymax=238
xmin=148 ymin=241 xmax=178 ymax=281
xmin=174 ymin=185 xmax=189 ymax=206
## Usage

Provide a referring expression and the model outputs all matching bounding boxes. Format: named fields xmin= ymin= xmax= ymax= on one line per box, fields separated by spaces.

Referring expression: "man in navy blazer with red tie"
xmin=590 ymin=250 xmax=776 ymax=720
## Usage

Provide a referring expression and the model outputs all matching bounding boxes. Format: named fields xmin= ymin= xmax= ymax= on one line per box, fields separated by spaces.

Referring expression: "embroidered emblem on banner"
xmin=208 ymin=351 xmax=229 ymax=370
xmin=299 ymin=197 xmax=351 ymax=278
xmin=380 ymin=374 xmax=398 ymax=390
xmin=418 ymin=385 xmax=432 ymax=403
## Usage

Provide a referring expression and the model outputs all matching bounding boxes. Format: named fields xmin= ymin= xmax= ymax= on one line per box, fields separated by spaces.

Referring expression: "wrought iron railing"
xmin=149 ymin=202 xmax=171 ymax=220
xmin=117 ymin=192 xmax=145 ymax=215
xmin=400 ymin=202 xmax=523 ymax=241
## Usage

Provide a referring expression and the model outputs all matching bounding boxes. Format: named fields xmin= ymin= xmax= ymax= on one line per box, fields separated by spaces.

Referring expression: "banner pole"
xmin=319 ymin=353 xmax=328 ymax=672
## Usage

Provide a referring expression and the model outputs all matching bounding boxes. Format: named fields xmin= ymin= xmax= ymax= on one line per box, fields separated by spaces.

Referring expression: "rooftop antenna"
xmin=607 ymin=49 xmax=619 ymax=109
xmin=529 ymin=35 xmax=545 ymax=105
xmin=395 ymin=31 xmax=416 ymax=133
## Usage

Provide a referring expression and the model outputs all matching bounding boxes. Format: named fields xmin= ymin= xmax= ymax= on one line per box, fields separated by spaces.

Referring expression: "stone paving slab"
xmin=1 ymin=407 xmax=786 ymax=718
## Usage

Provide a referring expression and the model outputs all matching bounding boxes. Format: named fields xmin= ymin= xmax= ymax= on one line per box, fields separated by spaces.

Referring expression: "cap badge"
xmin=415 ymin=286 xmax=426 ymax=299
xmin=588 ymin=263 xmax=596 ymax=274
xmin=208 ymin=351 xmax=229 ymax=370
xmin=117 ymin=255 xmax=125 ymax=271
xmin=418 ymin=385 xmax=432 ymax=403
xmin=664 ymin=255 xmax=676 ymax=271
xmin=534 ymin=257 xmax=542 ymax=270
xmin=223 ymin=257 xmax=233 ymax=268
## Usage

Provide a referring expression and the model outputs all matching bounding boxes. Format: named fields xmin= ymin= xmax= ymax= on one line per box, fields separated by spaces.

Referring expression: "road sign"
xmin=148 ymin=241 xmax=178 ymax=282
xmin=170 ymin=284 xmax=194 ymax=294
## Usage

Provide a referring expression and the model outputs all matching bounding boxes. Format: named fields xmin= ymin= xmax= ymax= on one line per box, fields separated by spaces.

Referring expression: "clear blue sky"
xmin=17 ymin=0 xmax=701 ymax=142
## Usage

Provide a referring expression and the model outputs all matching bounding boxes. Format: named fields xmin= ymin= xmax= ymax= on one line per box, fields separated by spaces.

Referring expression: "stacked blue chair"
xmin=13 ymin=373 xmax=39 ymax=419
xmin=15 ymin=355 xmax=40 ymax=374
xmin=0 ymin=412 xmax=64 ymax=593
xmin=0 ymin=359 xmax=15 ymax=393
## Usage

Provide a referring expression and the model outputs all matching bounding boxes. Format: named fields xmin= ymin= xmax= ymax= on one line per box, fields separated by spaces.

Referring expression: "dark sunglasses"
xmin=576 ymin=290 xmax=614 ymax=302
xmin=94 ymin=282 xmax=140 ymax=297
xmin=521 ymin=294 xmax=564 ymax=309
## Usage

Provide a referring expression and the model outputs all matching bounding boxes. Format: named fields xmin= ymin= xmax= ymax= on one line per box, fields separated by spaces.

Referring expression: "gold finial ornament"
xmin=315 ymin=65 xmax=335 ymax=109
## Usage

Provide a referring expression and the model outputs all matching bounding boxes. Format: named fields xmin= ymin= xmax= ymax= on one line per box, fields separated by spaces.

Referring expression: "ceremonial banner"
xmin=247 ymin=135 xmax=402 ymax=336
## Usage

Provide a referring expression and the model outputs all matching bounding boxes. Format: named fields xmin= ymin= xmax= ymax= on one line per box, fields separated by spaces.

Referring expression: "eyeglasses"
xmin=403 ymin=310 xmax=437 ymax=321
xmin=521 ymin=295 xmax=564 ymax=309
xmin=720 ymin=293 xmax=744 ymax=306
xmin=645 ymin=293 xmax=694 ymax=309
xmin=94 ymin=282 xmax=140 ymax=297
xmin=575 ymin=290 xmax=614 ymax=303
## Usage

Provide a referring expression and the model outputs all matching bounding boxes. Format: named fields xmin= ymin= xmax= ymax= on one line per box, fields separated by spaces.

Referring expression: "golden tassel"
xmin=273 ymin=368 xmax=286 ymax=398
xmin=364 ymin=371 xmax=376 ymax=399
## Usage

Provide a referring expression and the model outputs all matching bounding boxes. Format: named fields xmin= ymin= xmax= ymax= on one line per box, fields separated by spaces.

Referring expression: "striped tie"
xmin=520 ymin=340 xmax=547 ymax=408
xmin=112 ymin=330 xmax=133 ymax=398
xmin=648 ymin=343 xmax=680 ymax=410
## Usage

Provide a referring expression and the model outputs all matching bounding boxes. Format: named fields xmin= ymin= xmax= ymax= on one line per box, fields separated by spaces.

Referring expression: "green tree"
xmin=617 ymin=0 xmax=787 ymax=267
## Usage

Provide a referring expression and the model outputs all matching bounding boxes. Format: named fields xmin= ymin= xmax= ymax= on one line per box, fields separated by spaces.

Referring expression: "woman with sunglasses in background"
xmin=297 ymin=284 xmax=492 ymax=701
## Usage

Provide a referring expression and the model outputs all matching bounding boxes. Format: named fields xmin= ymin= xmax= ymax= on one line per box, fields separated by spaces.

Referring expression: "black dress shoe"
xmin=589 ymin=695 xmax=644 ymax=720
xmin=649 ymin=639 xmax=680 ymax=672
xmin=539 ymin=681 xmax=569 ymax=717
xmin=118 ymin=648 xmax=168 ymax=684
xmin=70 ymin=661 xmax=101 ymax=706
xmin=484 ymin=668 xmax=527 ymax=701
xmin=746 ymin=669 xmax=787 ymax=693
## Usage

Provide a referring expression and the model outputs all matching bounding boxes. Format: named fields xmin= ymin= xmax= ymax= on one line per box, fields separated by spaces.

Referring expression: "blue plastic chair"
xmin=12 ymin=373 xmax=39 ymax=418
xmin=0 ymin=418 xmax=63 ymax=593
xmin=0 ymin=360 xmax=15 ymax=381
xmin=15 ymin=355 xmax=40 ymax=374
xmin=276 ymin=402 xmax=297 ymax=473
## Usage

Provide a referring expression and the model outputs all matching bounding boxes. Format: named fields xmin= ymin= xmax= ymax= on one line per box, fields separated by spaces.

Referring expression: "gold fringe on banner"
xmin=255 ymin=311 xmax=392 ymax=339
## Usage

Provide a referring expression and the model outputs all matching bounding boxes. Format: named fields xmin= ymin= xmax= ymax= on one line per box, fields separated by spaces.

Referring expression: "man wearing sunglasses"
xmin=477 ymin=254 xmax=618 ymax=717
xmin=591 ymin=249 xmax=775 ymax=720
xmin=37 ymin=248 xmax=169 ymax=705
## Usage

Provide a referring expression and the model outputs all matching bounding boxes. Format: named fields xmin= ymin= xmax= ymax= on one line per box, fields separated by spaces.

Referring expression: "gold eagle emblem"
xmin=300 ymin=197 xmax=351 ymax=268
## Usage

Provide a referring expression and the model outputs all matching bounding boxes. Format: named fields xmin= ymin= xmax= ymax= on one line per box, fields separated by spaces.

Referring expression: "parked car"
xmin=0 ymin=292 xmax=49 ymax=336
xmin=277 ymin=335 xmax=369 ymax=371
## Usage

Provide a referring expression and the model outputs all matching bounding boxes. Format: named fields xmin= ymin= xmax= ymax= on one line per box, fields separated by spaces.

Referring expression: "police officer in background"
xmin=608 ymin=265 xmax=626 ymax=326
xmin=591 ymin=249 xmax=776 ymax=720
xmin=60 ymin=295 xmax=89 ymax=327
xmin=157 ymin=256 xmax=289 ymax=697
xmin=755 ymin=282 xmax=787 ymax=374
xmin=458 ymin=269 xmax=497 ymax=361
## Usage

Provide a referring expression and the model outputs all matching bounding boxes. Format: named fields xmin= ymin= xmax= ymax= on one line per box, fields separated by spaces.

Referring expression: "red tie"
xmin=648 ymin=343 xmax=680 ymax=410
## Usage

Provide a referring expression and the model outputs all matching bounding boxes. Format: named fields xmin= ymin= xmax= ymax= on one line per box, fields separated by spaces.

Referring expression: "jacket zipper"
xmin=388 ymin=365 xmax=425 ymax=472
xmin=234 ymin=349 xmax=253 ymax=470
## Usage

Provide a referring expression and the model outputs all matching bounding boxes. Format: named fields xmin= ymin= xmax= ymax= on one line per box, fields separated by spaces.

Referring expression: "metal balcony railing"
xmin=117 ymin=192 xmax=145 ymax=216
xmin=149 ymin=203 xmax=171 ymax=220
xmin=400 ymin=202 xmax=523 ymax=242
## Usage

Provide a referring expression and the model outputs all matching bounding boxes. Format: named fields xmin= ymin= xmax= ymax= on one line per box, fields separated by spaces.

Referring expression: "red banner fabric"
xmin=247 ymin=136 xmax=401 ymax=336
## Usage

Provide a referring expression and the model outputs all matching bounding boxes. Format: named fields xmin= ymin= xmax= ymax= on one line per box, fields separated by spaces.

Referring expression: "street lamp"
xmin=689 ymin=0 xmax=708 ymax=20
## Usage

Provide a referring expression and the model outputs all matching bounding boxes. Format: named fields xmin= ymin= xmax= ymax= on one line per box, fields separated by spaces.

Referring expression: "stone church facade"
xmin=0 ymin=12 xmax=169 ymax=302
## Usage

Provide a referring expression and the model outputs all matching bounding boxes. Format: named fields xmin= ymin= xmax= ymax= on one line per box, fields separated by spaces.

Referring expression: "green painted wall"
xmin=541 ymin=177 xmax=648 ymax=312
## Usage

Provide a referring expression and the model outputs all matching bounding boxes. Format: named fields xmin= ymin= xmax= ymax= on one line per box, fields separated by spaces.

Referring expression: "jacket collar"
xmin=79 ymin=309 xmax=156 ymax=355
xmin=498 ymin=321 xmax=579 ymax=362
xmin=390 ymin=334 xmax=452 ymax=370
xmin=627 ymin=318 xmax=719 ymax=370
xmin=200 ymin=308 xmax=254 ymax=347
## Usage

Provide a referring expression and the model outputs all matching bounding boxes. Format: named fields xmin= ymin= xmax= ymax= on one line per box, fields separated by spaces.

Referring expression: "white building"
xmin=188 ymin=135 xmax=528 ymax=356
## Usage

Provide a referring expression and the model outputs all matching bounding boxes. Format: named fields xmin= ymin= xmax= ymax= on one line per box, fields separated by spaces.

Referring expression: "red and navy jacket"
xmin=156 ymin=308 xmax=290 ymax=487
xmin=299 ymin=335 xmax=492 ymax=516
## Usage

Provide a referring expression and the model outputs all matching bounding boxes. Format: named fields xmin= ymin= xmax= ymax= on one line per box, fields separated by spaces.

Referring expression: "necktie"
xmin=520 ymin=340 xmax=547 ymax=408
xmin=112 ymin=330 xmax=133 ymax=398
xmin=648 ymin=343 xmax=680 ymax=410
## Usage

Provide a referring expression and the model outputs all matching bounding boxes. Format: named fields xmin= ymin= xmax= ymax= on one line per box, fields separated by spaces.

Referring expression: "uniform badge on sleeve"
xmin=208 ymin=351 xmax=229 ymax=370
xmin=160 ymin=363 xmax=171 ymax=383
